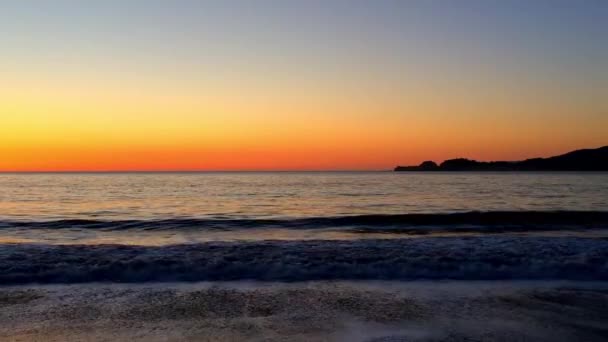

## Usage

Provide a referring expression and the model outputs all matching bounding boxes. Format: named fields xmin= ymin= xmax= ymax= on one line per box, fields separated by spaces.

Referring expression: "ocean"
xmin=1 ymin=171 xmax=607 ymax=283
xmin=2 ymin=172 xmax=608 ymax=341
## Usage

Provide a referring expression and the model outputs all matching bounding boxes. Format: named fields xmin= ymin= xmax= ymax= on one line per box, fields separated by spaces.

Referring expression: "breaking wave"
xmin=1 ymin=237 xmax=607 ymax=284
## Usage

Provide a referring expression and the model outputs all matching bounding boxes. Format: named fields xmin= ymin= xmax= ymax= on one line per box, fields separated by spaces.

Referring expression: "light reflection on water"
xmin=1 ymin=172 xmax=607 ymax=221
xmin=3 ymin=227 xmax=608 ymax=246
xmin=1 ymin=172 xmax=607 ymax=245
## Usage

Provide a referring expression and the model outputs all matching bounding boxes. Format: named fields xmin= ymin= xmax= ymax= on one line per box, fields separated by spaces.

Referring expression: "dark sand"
xmin=1 ymin=281 xmax=607 ymax=341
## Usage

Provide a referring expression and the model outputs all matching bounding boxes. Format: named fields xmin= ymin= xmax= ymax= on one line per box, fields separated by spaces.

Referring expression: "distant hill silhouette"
xmin=395 ymin=146 xmax=608 ymax=171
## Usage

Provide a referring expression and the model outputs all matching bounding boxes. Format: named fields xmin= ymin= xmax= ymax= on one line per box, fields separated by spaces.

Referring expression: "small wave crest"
xmin=1 ymin=211 xmax=608 ymax=231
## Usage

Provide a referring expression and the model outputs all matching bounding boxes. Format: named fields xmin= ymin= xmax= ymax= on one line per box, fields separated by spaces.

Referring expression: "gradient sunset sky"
xmin=2 ymin=1 xmax=606 ymax=171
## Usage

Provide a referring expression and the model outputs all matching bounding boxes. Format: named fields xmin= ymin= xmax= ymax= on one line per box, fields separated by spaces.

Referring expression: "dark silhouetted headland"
xmin=395 ymin=146 xmax=608 ymax=171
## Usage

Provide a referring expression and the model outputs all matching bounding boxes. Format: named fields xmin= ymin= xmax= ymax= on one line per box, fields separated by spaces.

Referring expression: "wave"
xmin=2 ymin=211 xmax=608 ymax=232
xmin=1 ymin=237 xmax=607 ymax=284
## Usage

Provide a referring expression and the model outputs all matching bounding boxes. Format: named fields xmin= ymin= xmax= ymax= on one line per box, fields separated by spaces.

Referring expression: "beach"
xmin=4 ymin=0 xmax=607 ymax=340
xmin=1 ymin=172 xmax=607 ymax=341
xmin=2 ymin=281 xmax=608 ymax=341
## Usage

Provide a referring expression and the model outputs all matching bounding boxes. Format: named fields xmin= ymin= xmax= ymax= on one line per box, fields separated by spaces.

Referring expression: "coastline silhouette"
xmin=395 ymin=146 xmax=608 ymax=171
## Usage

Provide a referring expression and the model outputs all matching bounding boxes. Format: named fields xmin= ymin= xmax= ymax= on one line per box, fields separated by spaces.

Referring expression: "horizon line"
xmin=0 ymin=169 xmax=392 ymax=174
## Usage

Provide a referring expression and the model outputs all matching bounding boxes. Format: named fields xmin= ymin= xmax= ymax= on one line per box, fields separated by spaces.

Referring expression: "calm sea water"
xmin=1 ymin=172 xmax=607 ymax=221
xmin=1 ymin=172 xmax=608 ymax=283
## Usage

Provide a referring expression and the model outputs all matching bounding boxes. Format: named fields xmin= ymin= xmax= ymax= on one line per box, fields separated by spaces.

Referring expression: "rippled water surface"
xmin=1 ymin=172 xmax=607 ymax=221
xmin=1 ymin=172 xmax=608 ymax=282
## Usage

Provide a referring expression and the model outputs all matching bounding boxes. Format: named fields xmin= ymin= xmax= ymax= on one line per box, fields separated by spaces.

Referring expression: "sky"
xmin=1 ymin=0 xmax=606 ymax=171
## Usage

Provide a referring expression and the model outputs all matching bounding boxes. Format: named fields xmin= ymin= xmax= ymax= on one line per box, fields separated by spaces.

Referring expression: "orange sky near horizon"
xmin=1 ymin=66 xmax=605 ymax=171
xmin=1 ymin=2 xmax=606 ymax=171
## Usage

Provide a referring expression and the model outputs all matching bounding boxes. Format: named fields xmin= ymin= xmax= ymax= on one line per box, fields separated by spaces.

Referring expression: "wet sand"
xmin=1 ymin=281 xmax=607 ymax=341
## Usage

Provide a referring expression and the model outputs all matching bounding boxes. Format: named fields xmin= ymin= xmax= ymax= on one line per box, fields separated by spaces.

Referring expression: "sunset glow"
xmin=1 ymin=1 xmax=606 ymax=171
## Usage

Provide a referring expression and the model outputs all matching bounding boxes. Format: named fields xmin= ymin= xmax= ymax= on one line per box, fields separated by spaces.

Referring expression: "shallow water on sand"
xmin=1 ymin=281 xmax=607 ymax=342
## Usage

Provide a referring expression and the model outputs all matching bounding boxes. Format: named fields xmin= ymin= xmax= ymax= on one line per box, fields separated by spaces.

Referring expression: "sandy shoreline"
xmin=1 ymin=281 xmax=607 ymax=341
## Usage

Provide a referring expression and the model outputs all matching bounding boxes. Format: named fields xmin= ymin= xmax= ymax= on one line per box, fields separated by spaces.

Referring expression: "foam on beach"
xmin=1 ymin=281 xmax=607 ymax=341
